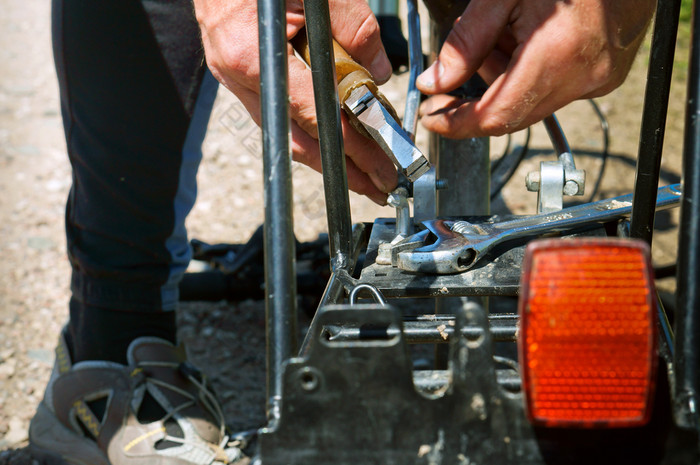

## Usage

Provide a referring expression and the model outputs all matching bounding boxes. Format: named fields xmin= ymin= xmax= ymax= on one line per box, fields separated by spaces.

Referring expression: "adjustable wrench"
xmin=395 ymin=184 xmax=682 ymax=274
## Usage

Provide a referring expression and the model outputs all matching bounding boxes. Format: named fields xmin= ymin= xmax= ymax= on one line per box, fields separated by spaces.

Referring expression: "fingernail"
xmin=371 ymin=51 xmax=392 ymax=82
xmin=417 ymin=60 xmax=444 ymax=90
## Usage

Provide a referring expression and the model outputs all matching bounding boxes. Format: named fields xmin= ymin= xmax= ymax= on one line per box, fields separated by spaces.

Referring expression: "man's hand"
xmin=194 ymin=0 xmax=398 ymax=205
xmin=417 ymin=0 xmax=656 ymax=138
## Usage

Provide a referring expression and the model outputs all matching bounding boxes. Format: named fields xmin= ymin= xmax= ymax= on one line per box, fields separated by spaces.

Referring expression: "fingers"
xmin=287 ymin=51 xmax=398 ymax=193
xmin=420 ymin=91 xmax=551 ymax=139
xmin=328 ymin=0 xmax=392 ymax=83
xmin=417 ymin=0 xmax=616 ymax=138
xmin=420 ymin=37 xmax=557 ymax=138
xmin=290 ymin=117 xmax=391 ymax=205
xmin=196 ymin=0 xmax=396 ymax=202
xmin=416 ymin=0 xmax=517 ymax=94
xmin=230 ymin=56 xmax=394 ymax=205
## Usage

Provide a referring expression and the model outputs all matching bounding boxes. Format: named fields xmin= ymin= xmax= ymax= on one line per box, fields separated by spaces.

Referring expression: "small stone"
xmin=45 ymin=178 xmax=66 ymax=192
xmin=0 ymin=349 xmax=15 ymax=362
xmin=0 ymin=359 xmax=17 ymax=380
xmin=0 ymin=417 xmax=28 ymax=448
xmin=14 ymin=145 xmax=40 ymax=156
xmin=201 ymin=327 xmax=215 ymax=338
xmin=26 ymin=349 xmax=53 ymax=365
xmin=26 ymin=236 xmax=54 ymax=250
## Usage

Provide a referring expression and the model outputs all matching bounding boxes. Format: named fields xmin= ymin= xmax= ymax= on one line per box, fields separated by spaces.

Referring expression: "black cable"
xmin=490 ymin=133 xmax=512 ymax=174
xmin=490 ymin=128 xmax=531 ymax=200
xmin=587 ymin=98 xmax=610 ymax=202
xmin=489 ymin=98 xmax=608 ymax=202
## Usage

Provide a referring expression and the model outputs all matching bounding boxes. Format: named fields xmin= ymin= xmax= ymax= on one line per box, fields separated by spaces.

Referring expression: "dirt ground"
xmin=0 ymin=0 xmax=689 ymax=463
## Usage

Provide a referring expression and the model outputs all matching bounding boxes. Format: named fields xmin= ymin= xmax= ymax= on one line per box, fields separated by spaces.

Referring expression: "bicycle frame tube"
xmin=630 ymin=0 xmax=682 ymax=243
xmin=675 ymin=0 xmax=700 ymax=431
xmin=303 ymin=0 xmax=354 ymax=272
xmin=258 ymin=0 xmax=298 ymax=419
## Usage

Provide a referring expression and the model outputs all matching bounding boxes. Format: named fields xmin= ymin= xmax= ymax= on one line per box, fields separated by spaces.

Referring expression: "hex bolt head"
xmin=564 ymin=180 xmax=579 ymax=196
xmin=526 ymin=172 xmax=541 ymax=191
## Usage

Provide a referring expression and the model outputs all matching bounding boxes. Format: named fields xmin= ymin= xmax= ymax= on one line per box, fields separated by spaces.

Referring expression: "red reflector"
xmin=519 ymin=238 xmax=657 ymax=428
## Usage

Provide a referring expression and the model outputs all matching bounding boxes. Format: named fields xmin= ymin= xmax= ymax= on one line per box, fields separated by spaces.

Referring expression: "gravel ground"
xmin=0 ymin=0 xmax=689 ymax=463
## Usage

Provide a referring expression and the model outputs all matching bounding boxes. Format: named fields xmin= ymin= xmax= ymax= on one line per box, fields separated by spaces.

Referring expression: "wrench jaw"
xmin=375 ymin=229 xmax=429 ymax=266
xmin=395 ymin=220 xmax=492 ymax=274
xmin=397 ymin=245 xmax=479 ymax=274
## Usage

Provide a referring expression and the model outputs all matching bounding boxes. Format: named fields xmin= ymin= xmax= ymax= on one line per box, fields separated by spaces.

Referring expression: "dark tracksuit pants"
xmin=52 ymin=0 xmax=218 ymax=356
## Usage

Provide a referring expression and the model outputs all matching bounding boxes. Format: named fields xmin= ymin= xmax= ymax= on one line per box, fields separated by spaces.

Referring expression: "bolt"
xmin=435 ymin=179 xmax=448 ymax=190
xmin=387 ymin=186 xmax=408 ymax=208
xmin=563 ymin=180 xmax=579 ymax=196
xmin=526 ymin=171 xmax=541 ymax=191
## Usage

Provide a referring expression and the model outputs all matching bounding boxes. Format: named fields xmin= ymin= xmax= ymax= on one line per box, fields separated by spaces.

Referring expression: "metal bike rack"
xmin=253 ymin=0 xmax=700 ymax=460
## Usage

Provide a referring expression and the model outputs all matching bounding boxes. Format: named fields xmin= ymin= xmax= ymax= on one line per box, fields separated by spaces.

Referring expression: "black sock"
xmin=67 ymin=298 xmax=177 ymax=364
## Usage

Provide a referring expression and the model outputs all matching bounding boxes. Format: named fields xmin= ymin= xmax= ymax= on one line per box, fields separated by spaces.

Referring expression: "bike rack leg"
xmin=258 ymin=0 xmax=298 ymax=419
xmin=304 ymin=0 xmax=354 ymax=272
xmin=630 ymin=0 xmax=682 ymax=243
xmin=675 ymin=0 xmax=700 ymax=432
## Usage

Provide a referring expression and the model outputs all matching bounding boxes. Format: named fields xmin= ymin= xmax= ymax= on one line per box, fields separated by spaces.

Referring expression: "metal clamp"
xmin=526 ymin=115 xmax=586 ymax=213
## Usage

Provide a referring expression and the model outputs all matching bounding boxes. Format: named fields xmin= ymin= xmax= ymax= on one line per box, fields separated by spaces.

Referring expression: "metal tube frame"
xmin=630 ymin=0 xmax=682 ymax=243
xmin=674 ymin=0 xmax=700 ymax=431
xmin=258 ymin=0 xmax=298 ymax=419
xmin=256 ymin=0 xmax=700 ymax=453
xmin=303 ymin=0 xmax=354 ymax=272
xmin=403 ymin=0 xmax=423 ymax=140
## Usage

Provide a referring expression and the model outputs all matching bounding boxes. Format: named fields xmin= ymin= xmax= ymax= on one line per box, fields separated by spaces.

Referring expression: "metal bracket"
xmin=257 ymin=303 xmax=541 ymax=464
xmin=526 ymin=115 xmax=586 ymax=213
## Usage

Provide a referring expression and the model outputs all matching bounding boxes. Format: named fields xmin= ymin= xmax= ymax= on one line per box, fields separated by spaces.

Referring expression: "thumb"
xmin=417 ymin=0 xmax=516 ymax=94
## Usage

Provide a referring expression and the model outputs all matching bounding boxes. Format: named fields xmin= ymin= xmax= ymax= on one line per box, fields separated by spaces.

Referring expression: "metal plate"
xmin=258 ymin=303 xmax=542 ymax=464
